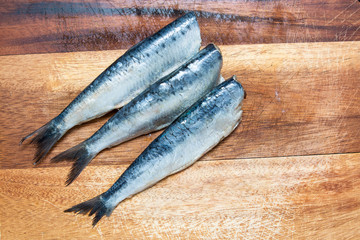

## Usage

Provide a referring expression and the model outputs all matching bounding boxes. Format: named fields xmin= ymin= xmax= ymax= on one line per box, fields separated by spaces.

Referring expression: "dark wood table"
xmin=1 ymin=1 xmax=360 ymax=239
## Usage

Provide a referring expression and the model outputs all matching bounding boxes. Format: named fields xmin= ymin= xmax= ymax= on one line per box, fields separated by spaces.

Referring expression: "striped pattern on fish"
xmin=64 ymin=77 xmax=245 ymax=226
xmin=20 ymin=12 xmax=201 ymax=164
xmin=52 ymin=44 xmax=223 ymax=185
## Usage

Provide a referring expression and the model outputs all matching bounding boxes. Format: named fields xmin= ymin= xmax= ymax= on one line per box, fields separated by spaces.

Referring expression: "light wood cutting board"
xmin=1 ymin=42 xmax=360 ymax=239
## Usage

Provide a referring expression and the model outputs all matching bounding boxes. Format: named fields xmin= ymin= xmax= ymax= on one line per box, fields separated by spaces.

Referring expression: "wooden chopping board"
xmin=1 ymin=42 xmax=360 ymax=239
xmin=1 ymin=0 xmax=360 ymax=238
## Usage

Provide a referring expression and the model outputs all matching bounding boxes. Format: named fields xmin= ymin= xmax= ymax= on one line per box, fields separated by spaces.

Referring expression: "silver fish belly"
xmin=20 ymin=13 xmax=201 ymax=164
xmin=52 ymin=44 xmax=223 ymax=185
xmin=65 ymin=76 xmax=245 ymax=226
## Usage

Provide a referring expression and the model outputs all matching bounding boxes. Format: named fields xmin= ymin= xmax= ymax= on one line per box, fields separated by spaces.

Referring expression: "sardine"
xmin=52 ymin=44 xmax=223 ymax=185
xmin=64 ymin=77 xmax=245 ymax=226
xmin=20 ymin=13 xmax=201 ymax=164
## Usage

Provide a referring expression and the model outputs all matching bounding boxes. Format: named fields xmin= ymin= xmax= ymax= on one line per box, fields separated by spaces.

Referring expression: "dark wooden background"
xmin=1 ymin=0 xmax=360 ymax=55
xmin=1 ymin=1 xmax=360 ymax=239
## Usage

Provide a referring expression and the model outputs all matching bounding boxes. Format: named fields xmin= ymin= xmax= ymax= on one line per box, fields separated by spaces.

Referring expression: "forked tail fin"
xmin=51 ymin=143 xmax=96 ymax=185
xmin=20 ymin=120 xmax=64 ymax=164
xmin=64 ymin=195 xmax=114 ymax=227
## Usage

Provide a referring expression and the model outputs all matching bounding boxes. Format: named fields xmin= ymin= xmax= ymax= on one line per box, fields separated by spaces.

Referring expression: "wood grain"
xmin=1 ymin=41 xmax=359 ymax=169
xmin=1 ymin=2 xmax=359 ymax=238
xmin=1 ymin=153 xmax=359 ymax=239
xmin=1 ymin=0 xmax=360 ymax=55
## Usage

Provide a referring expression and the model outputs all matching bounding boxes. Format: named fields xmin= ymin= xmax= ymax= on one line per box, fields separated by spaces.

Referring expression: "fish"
xmin=51 ymin=44 xmax=223 ymax=185
xmin=64 ymin=76 xmax=245 ymax=226
xmin=19 ymin=12 xmax=201 ymax=164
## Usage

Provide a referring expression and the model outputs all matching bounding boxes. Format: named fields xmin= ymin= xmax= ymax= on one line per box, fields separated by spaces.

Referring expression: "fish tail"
xmin=64 ymin=195 xmax=113 ymax=227
xmin=20 ymin=119 xmax=64 ymax=165
xmin=51 ymin=143 xmax=95 ymax=185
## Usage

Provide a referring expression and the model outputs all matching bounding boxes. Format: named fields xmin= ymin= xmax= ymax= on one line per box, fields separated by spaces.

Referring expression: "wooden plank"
xmin=1 ymin=0 xmax=360 ymax=55
xmin=1 ymin=41 xmax=359 ymax=169
xmin=1 ymin=153 xmax=359 ymax=239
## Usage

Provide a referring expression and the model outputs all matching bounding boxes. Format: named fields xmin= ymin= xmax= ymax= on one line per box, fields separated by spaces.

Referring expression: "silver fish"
xmin=20 ymin=13 xmax=201 ymax=164
xmin=65 ymin=77 xmax=245 ymax=226
xmin=52 ymin=44 xmax=223 ymax=185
